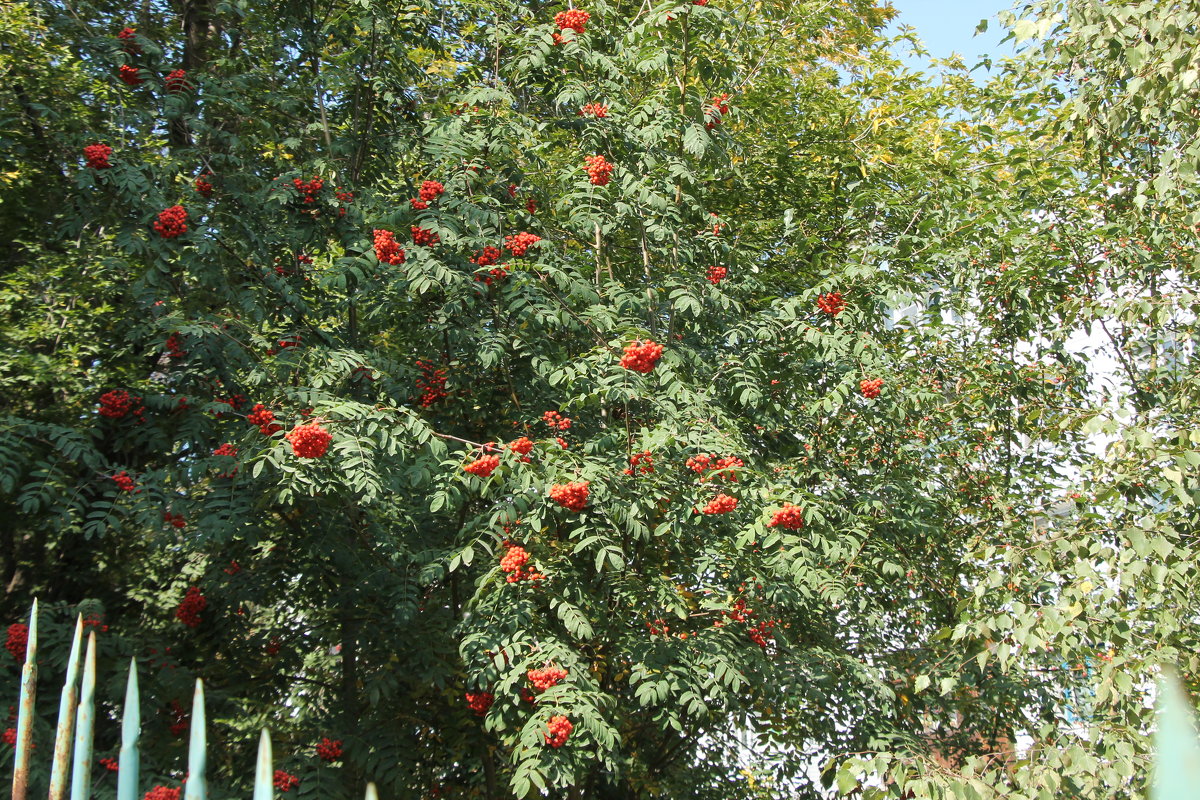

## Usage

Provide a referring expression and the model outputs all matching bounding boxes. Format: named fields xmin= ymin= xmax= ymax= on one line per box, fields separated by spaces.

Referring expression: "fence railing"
xmin=8 ymin=601 xmax=377 ymax=800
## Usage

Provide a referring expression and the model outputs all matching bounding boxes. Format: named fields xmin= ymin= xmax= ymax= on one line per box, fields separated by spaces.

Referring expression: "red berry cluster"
xmin=162 ymin=511 xmax=186 ymax=529
xmin=817 ymin=292 xmax=846 ymax=315
xmin=549 ymin=481 xmax=589 ymax=512
xmin=504 ymin=231 xmax=542 ymax=257
xmin=165 ymin=332 xmax=186 ymax=359
xmin=99 ymin=757 xmax=119 ymax=772
xmin=527 ymin=666 xmax=567 ymax=692
xmin=624 ymin=451 xmax=653 ymax=476
xmin=578 ymin=103 xmax=609 ymax=118
xmin=411 ymin=225 xmax=440 ymax=246
xmin=316 ymin=737 xmax=343 ymax=762
xmin=409 ymin=198 xmax=429 ymax=210
xmin=373 ymin=229 xmax=406 ymax=265
xmin=542 ymin=410 xmax=572 ymax=430
xmin=293 ymin=176 xmax=323 ymax=203
xmin=119 ymin=65 xmax=143 ymax=85
xmin=224 ymin=560 xmax=241 ymax=575
xmin=111 ymin=471 xmax=137 ymax=492
xmin=98 ymin=389 xmax=143 ymax=420
xmin=419 ymin=180 xmax=444 ymax=201
xmin=167 ymin=700 xmax=188 ymax=736
xmin=685 ymin=454 xmax=743 ymax=481
xmin=175 ymin=587 xmax=206 ymax=628
xmin=860 ymin=378 xmax=883 ymax=399
xmin=465 ymin=690 xmax=494 ymax=716
xmin=693 ymin=0 xmax=708 ymax=5
xmin=527 ymin=197 xmax=537 ymax=214
xmin=416 ymin=360 xmax=448 ymax=406
xmin=1 ymin=728 xmax=14 ymax=746
xmin=767 ymin=503 xmax=804 ymax=530
xmin=544 ymin=715 xmax=573 ymax=748
xmin=153 ymin=205 xmax=188 ymax=238
xmin=117 ymin=26 xmax=140 ymax=54
xmin=144 ymin=786 xmax=180 ymax=800
xmin=748 ymin=619 xmax=776 ymax=649
xmin=82 ymin=614 xmax=109 ymax=632
xmin=705 ymin=93 xmax=730 ymax=129
xmin=554 ymin=8 xmax=589 ymax=32
xmin=5 ymin=624 xmax=28 ymax=661
xmin=584 ymin=154 xmax=613 ymax=186
xmin=701 ymin=493 xmax=738 ymax=514
xmin=286 ymin=422 xmax=333 ymax=458
xmin=500 ymin=545 xmax=545 ymax=583
xmin=164 ymin=69 xmax=190 ymax=93
xmin=509 ymin=437 xmax=534 ymax=462
xmin=335 ymin=187 xmax=354 ymax=204
xmin=84 ymin=143 xmax=112 ymax=169
xmin=273 ymin=771 xmax=299 ymax=793
xmin=267 ymin=335 xmax=302 ymax=356
xmin=619 ymin=339 xmax=663 ymax=373
xmin=472 ymin=246 xmax=502 ymax=267
xmin=464 ymin=453 xmax=500 ymax=477
xmin=706 ymin=265 xmax=727 ymax=285
xmin=194 ymin=174 xmax=214 ymax=198
xmin=212 ymin=443 xmax=237 ymax=458
xmin=247 ymin=404 xmax=282 ymax=435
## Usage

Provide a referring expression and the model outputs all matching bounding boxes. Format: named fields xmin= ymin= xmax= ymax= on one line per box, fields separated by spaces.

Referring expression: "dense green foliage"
xmin=2 ymin=0 xmax=1200 ymax=797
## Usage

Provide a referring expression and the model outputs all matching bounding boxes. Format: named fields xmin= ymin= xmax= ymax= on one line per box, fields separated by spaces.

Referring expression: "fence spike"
xmin=182 ymin=681 xmax=206 ymax=800
xmin=48 ymin=615 xmax=83 ymax=800
xmin=115 ymin=659 xmax=140 ymax=800
xmin=12 ymin=600 xmax=38 ymax=800
xmin=364 ymin=783 xmax=378 ymax=800
xmin=68 ymin=633 xmax=97 ymax=800
xmin=252 ymin=730 xmax=272 ymax=800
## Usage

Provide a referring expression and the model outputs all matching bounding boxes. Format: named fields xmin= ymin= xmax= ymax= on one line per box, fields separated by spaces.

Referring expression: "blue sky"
xmin=886 ymin=0 xmax=1015 ymax=64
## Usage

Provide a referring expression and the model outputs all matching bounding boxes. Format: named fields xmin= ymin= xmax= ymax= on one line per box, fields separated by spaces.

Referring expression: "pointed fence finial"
xmin=116 ymin=658 xmax=140 ymax=800
xmin=252 ymin=730 xmax=273 ymax=800
xmin=48 ymin=616 xmax=84 ymax=800
xmin=12 ymin=600 xmax=38 ymax=800
xmin=183 ymin=680 xmax=206 ymax=800
xmin=68 ymin=632 xmax=98 ymax=800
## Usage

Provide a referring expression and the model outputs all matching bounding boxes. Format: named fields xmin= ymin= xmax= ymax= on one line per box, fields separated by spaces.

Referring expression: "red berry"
xmin=619 ymin=339 xmax=663 ymax=373
xmin=859 ymin=378 xmax=884 ymax=399
xmin=504 ymin=232 xmax=542 ymax=257
xmin=527 ymin=665 xmax=568 ymax=692
xmin=273 ymin=771 xmax=299 ymax=793
xmin=553 ymin=8 xmax=589 ymax=33
xmin=247 ymin=404 xmax=282 ymax=435
xmin=174 ymin=587 xmax=206 ymax=628
xmin=817 ymin=292 xmax=846 ymax=315
xmin=706 ymin=265 xmax=727 ymax=285
xmin=118 ymin=65 xmax=143 ymax=85
xmin=315 ymin=737 xmax=343 ymax=762
xmin=285 ymin=421 xmax=333 ymax=458
xmin=164 ymin=69 xmax=191 ymax=93
xmin=548 ymin=481 xmax=589 ymax=512
xmin=418 ymin=180 xmax=445 ymax=201
xmin=194 ymin=174 xmax=214 ymax=198
xmin=584 ymin=154 xmax=613 ymax=186
xmin=411 ymin=225 xmax=440 ymax=246
xmin=5 ymin=624 xmax=28 ymax=661
xmin=767 ymin=503 xmax=804 ymax=530
xmin=143 ymin=786 xmax=181 ymax=800
xmin=373 ymin=229 xmax=406 ymax=265
xmin=544 ymin=715 xmax=573 ymax=747
xmin=153 ymin=205 xmax=188 ymax=238
xmin=465 ymin=690 xmax=494 ymax=715
xmin=83 ymin=143 xmax=112 ymax=169
xmin=464 ymin=453 xmax=500 ymax=477
xmin=579 ymin=103 xmax=609 ymax=118
xmin=701 ymin=493 xmax=737 ymax=515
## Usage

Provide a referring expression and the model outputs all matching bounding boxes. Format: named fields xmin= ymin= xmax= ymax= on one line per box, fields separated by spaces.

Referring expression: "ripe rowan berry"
xmin=541 ymin=410 xmax=571 ymax=430
xmin=701 ymin=493 xmax=738 ymax=514
xmin=144 ymin=786 xmax=181 ymax=800
xmin=418 ymin=180 xmax=445 ymax=201
xmin=118 ymin=65 xmax=143 ymax=85
xmin=619 ymin=339 xmax=663 ymax=373
xmin=554 ymin=8 xmax=589 ymax=32
xmin=99 ymin=389 xmax=143 ymax=419
xmin=411 ymin=225 xmax=440 ymax=246
xmin=285 ymin=421 xmax=333 ymax=458
xmin=526 ymin=197 xmax=537 ymax=214
xmin=504 ymin=232 xmax=542 ymax=257
xmin=153 ymin=205 xmax=188 ymax=238
xmin=111 ymin=471 xmax=137 ymax=492
xmin=584 ymin=154 xmax=613 ymax=186
xmin=292 ymin=176 xmax=323 ymax=203
xmin=528 ymin=665 xmax=568 ymax=692
xmin=767 ymin=503 xmax=804 ymax=530
xmin=247 ymin=404 xmax=282 ymax=435
xmin=117 ymin=26 xmax=140 ymax=54
xmin=194 ymin=174 xmax=214 ymax=198
xmin=465 ymin=690 xmax=494 ymax=715
xmin=5 ymin=624 xmax=28 ymax=661
xmin=544 ymin=715 xmax=573 ymax=747
xmin=273 ymin=771 xmax=299 ymax=792
xmin=706 ymin=265 xmax=727 ymax=285
xmin=99 ymin=757 xmax=119 ymax=772
xmin=415 ymin=360 xmax=448 ymax=406
xmin=817 ymin=291 xmax=846 ymax=315
xmin=464 ymin=454 xmax=500 ymax=477
xmin=509 ymin=437 xmax=534 ymax=461
xmin=624 ymin=451 xmax=653 ymax=475
xmin=175 ymin=587 xmax=206 ymax=628
xmin=84 ymin=143 xmax=112 ymax=169
xmin=549 ymin=481 xmax=589 ymax=512
xmin=373 ymin=229 xmax=406 ymax=265
xmin=579 ymin=103 xmax=609 ymax=118
xmin=860 ymin=378 xmax=884 ymax=399
xmin=162 ymin=511 xmax=186 ymax=529
xmin=164 ymin=69 xmax=190 ymax=93
xmin=409 ymin=198 xmax=429 ymax=210
xmin=315 ymin=737 xmax=343 ymax=762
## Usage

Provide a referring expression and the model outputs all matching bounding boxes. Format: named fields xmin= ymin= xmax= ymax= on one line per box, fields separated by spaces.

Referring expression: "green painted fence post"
xmin=67 ymin=632 xmax=96 ymax=800
xmin=12 ymin=600 xmax=38 ymax=800
xmin=252 ymin=730 xmax=272 ymax=800
xmin=364 ymin=783 xmax=378 ymax=800
xmin=115 ymin=659 xmax=139 ymax=800
xmin=1153 ymin=670 xmax=1200 ymax=800
xmin=48 ymin=616 xmax=83 ymax=800
xmin=183 ymin=681 xmax=205 ymax=800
